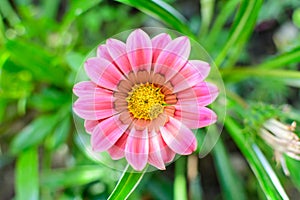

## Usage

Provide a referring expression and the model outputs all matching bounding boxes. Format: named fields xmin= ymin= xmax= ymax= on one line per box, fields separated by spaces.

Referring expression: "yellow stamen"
xmin=126 ymin=83 xmax=165 ymax=120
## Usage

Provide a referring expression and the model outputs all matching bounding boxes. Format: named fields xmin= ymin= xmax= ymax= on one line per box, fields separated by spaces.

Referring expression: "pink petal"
xmin=84 ymin=120 xmax=100 ymax=134
xmin=148 ymin=131 xmax=166 ymax=170
xmin=151 ymin=33 xmax=172 ymax=63
xmin=97 ymin=44 xmax=113 ymax=62
xmin=174 ymin=105 xmax=217 ymax=129
xmin=73 ymin=95 xmax=115 ymax=120
xmin=176 ymin=82 xmax=219 ymax=106
xmin=171 ymin=60 xmax=210 ymax=93
xmin=84 ymin=57 xmax=124 ymax=90
xmin=153 ymin=36 xmax=190 ymax=81
xmin=160 ymin=117 xmax=197 ymax=155
xmin=107 ymin=131 xmax=129 ymax=160
xmin=106 ymin=39 xmax=132 ymax=74
xmin=73 ymin=81 xmax=112 ymax=97
xmin=126 ymin=29 xmax=152 ymax=73
xmin=91 ymin=114 xmax=129 ymax=152
xmin=125 ymin=128 xmax=149 ymax=171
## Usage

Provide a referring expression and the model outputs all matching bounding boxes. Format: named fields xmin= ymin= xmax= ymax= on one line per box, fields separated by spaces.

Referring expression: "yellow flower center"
xmin=126 ymin=83 xmax=166 ymax=120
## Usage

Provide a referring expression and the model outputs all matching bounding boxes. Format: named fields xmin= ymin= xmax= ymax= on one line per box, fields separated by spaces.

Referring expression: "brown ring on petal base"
xmin=115 ymin=70 xmax=177 ymax=131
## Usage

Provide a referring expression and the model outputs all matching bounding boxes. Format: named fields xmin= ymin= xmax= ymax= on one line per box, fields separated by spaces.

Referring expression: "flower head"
xmin=73 ymin=29 xmax=218 ymax=171
xmin=260 ymin=118 xmax=300 ymax=175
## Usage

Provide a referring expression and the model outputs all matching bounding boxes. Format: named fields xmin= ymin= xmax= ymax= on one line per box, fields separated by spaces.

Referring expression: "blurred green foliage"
xmin=0 ymin=0 xmax=300 ymax=199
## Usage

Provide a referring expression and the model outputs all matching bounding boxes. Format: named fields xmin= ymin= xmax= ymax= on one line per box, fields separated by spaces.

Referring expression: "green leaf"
xmin=212 ymin=138 xmax=246 ymax=200
xmin=41 ymin=0 xmax=60 ymax=19
xmin=256 ymin=46 xmax=300 ymax=69
xmin=45 ymin=114 xmax=71 ymax=150
xmin=215 ymin=0 xmax=263 ymax=68
xmin=225 ymin=116 xmax=289 ymax=200
xmin=108 ymin=165 xmax=146 ymax=200
xmin=61 ymin=0 xmax=103 ymax=30
xmin=10 ymin=114 xmax=58 ymax=154
xmin=204 ymin=0 xmax=240 ymax=47
xmin=199 ymin=0 xmax=215 ymax=37
xmin=174 ymin=157 xmax=187 ymax=200
xmin=222 ymin=68 xmax=300 ymax=83
xmin=286 ymin=157 xmax=300 ymax=190
xmin=41 ymin=165 xmax=108 ymax=188
xmin=5 ymin=39 xmax=66 ymax=86
xmin=65 ymin=51 xmax=85 ymax=72
xmin=116 ymin=0 xmax=195 ymax=38
xmin=28 ymin=88 xmax=71 ymax=112
xmin=15 ymin=147 xmax=39 ymax=200
xmin=0 ymin=0 xmax=20 ymax=27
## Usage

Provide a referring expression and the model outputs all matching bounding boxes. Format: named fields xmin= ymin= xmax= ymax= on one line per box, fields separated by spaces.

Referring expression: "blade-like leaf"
xmin=174 ymin=157 xmax=187 ymax=200
xmin=222 ymin=68 xmax=300 ymax=83
xmin=215 ymin=0 xmax=263 ymax=68
xmin=204 ymin=0 xmax=240 ymax=47
xmin=5 ymin=39 xmax=66 ymax=86
xmin=256 ymin=46 xmax=300 ymax=69
xmin=212 ymin=138 xmax=246 ymax=200
xmin=10 ymin=114 xmax=58 ymax=154
xmin=108 ymin=165 xmax=146 ymax=200
xmin=41 ymin=165 xmax=108 ymax=188
xmin=15 ymin=147 xmax=39 ymax=200
xmin=45 ymin=114 xmax=71 ymax=150
xmin=61 ymin=0 xmax=103 ymax=30
xmin=225 ymin=116 xmax=289 ymax=200
xmin=116 ymin=0 xmax=195 ymax=38
xmin=199 ymin=0 xmax=215 ymax=37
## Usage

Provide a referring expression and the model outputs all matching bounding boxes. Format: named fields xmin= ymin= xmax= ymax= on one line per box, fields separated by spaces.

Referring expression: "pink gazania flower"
xmin=73 ymin=29 xmax=219 ymax=171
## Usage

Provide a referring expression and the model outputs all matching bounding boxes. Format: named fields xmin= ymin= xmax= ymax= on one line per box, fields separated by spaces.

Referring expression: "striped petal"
xmin=153 ymin=36 xmax=190 ymax=81
xmin=151 ymin=33 xmax=172 ymax=63
xmin=91 ymin=114 xmax=129 ymax=151
xmin=84 ymin=57 xmax=124 ymax=90
xmin=106 ymin=39 xmax=132 ymax=74
xmin=73 ymin=95 xmax=115 ymax=120
xmin=126 ymin=29 xmax=152 ymax=73
xmin=171 ymin=60 xmax=210 ymax=93
xmin=160 ymin=117 xmax=197 ymax=155
xmin=107 ymin=131 xmax=129 ymax=160
xmin=176 ymin=82 xmax=219 ymax=107
xmin=125 ymin=128 xmax=149 ymax=171
xmin=97 ymin=44 xmax=113 ymax=62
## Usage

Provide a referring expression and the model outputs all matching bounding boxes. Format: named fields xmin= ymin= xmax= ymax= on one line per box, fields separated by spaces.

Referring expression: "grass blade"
xmin=5 ymin=39 xmax=66 ymax=86
xmin=116 ymin=0 xmax=194 ymax=38
xmin=215 ymin=0 xmax=263 ymax=68
xmin=41 ymin=165 xmax=107 ymax=188
xmin=108 ymin=165 xmax=146 ymax=200
xmin=199 ymin=0 xmax=215 ymax=37
xmin=174 ymin=157 xmax=187 ymax=200
xmin=256 ymin=46 xmax=300 ymax=69
xmin=212 ymin=138 xmax=246 ymax=200
xmin=15 ymin=147 xmax=39 ymax=200
xmin=222 ymin=68 xmax=300 ymax=82
xmin=10 ymin=114 xmax=59 ymax=154
xmin=204 ymin=0 xmax=240 ymax=47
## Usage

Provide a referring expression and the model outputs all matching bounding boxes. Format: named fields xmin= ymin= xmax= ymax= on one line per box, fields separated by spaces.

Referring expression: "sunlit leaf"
xmin=10 ymin=114 xmax=59 ymax=154
xmin=45 ymin=114 xmax=71 ymax=150
xmin=41 ymin=165 xmax=109 ymax=188
xmin=256 ymin=46 xmax=300 ymax=69
xmin=5 ymin=39 xmax=66 ymax=86
xmin=108 ymin=165 xmax=146 ymax=200
xmin=15 ymin=147 xmax=39 ymax=200
xmin=213 ymin=138 xmax=246 ymax=200
xmin=116 ymin=0 xmax=195 ymax=38
xmin=215 ymin=0 xmax=263 ymax=68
